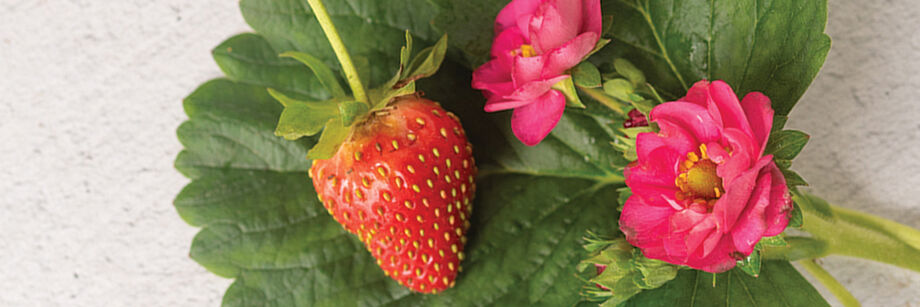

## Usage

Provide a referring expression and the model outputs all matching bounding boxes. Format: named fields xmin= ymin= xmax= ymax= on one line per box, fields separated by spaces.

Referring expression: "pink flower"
xmin=472 ymin=0 xmax=602 ymax=146
xmin=619 ymin=80 xmax=792 ymax=273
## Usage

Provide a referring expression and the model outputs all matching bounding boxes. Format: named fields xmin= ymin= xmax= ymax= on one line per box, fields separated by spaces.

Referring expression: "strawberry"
xmin=309 ymin=96 xmax=477 ymax=293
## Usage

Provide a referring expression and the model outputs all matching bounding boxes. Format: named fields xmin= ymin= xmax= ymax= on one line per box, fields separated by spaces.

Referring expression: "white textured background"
xmin=0 ymin=0 xmax=917 ymax=306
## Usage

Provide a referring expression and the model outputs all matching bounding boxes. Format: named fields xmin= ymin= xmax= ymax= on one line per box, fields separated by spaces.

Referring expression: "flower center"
xmin=512 ymin=44 xmax=537 ymax=58
xmin=675 ymin=144 xmax=724 ymax=202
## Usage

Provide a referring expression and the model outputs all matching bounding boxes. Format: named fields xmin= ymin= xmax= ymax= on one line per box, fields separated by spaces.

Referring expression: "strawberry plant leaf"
xmin=572 ymin=62 xmax=602 ymax=88
xmin=624 ymin=261 xmax=829 ymax=306
xmin=765 ymin=130 xmax=810 ymax=160
xmin=613 ymin=58 xmax=646 ymax=87
xmin=338 ymin=100 xmax=368 ymax=126
xmin=596 ymin=0 xmax=831 ymax=116
xmin=268 ymin=88 xmax=339 ymax=140
xmin=279 ymin=51 xmax=347 ymax=99
xmin=176 ymin=1 xmax=830 ymax=306
xmin=401 ymin=34 xmax=449 ymax=85
xmin=306 ymin=118 xmax=349 ymax=160
xmin=178 ymin=25 xmax=632 ymax=304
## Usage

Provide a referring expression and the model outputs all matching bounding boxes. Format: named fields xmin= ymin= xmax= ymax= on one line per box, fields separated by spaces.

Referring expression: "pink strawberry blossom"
xmin=619 ymin=80 xmax=792 ymax=273
xmin=472 ymin=0 xmax=602 ymax=146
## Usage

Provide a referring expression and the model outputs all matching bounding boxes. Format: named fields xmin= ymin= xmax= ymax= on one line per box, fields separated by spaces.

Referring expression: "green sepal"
xmin=553 ymin=77 xmax=587 ymax=108
xmin=736 ymin=250 xmax=763 ymax=277
xmin=616 ymin=187 xmax=632 ymax=212
xmin=587 ymin=38 xmax=611 ymax=60
xmin=579 ymin=236 xmax=679 ymax=306
xmin=603 ymin=78 xmax=634 ymax=102
xmin=399 ymin=31 xmax=413 ymax=71
xmin=396 ymin=34 xmax=449 ymax=89
xmin=612 ymin=126 xmax=653 ymax=161
xmin=269 ymin=89 xmax=339 ymax=140
xmin=338 ymin=100 xmax=368 ymax=126
xmin=759 ymin=235 xmax=789 ymax=248
xmin=613 ymin=58 xmax=646 ymax=87
xmin=279 ymin=51 xmax=347 ymax=100
xmin=572 ymin=61 xmax=602 ymax=88
xmin=765 ymin=130 xmax=810 ymax=160
xmin=788 ymin=200 xmax=804 ymax=228
xmin=781 ymin=168 xmax=808 ymax=187
xmin=306 ymin=118 xmax=350 ymax=160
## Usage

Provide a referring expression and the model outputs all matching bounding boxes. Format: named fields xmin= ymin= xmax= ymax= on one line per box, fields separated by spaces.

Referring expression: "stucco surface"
xmin=0 ymin=0 xmax=916 ymax=306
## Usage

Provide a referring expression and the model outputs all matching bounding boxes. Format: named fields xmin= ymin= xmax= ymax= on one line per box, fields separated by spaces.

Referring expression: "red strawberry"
xmin=309 ymin=96 xmax=477 ymax=293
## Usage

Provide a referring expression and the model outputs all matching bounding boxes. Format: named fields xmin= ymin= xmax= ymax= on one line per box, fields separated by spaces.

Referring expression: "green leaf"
xmin=178 ymin=29 xmax=637 ymax=305
xmin=553 ymin=77 xmax=588 ymax=108
xmin=268 ymin=88 xmax=339 ymax=140
xmin=765 ymin=130 xmax=810 ymax=160
xmin=597 ymin=0 xmax=831 ymax=116
xmin=603 ymin=78 xmax=635 ymax=102
xmin=306 ymin=118 xmax=349 ymax=160
xmin=338 ymin=100 xmax=369 ymax=126
xmin=279 ymin=51 xmax=347 ymax=99
xmin=212 ymin=33 xmax=330 ymax=101
xmin=400 ymin=34 xmax=449 ymax=86
xmin=178 ymin=2 xmax=832 ymax=305
xmin=573 ymin=62 xmax=603 ymax=88
xmin=780 ymin=168 xmax=808 ymax=187
xmin=614 ymin=58 xmax=646 ymax=86
xmin=788 ymin=201 xmax=804 ymax=228
xmin=428 ymin=0 xmax=507 ymax=67
xmin=240 ymin=0 xmax=442 ymax=85
xmin=624 ymin=261 xmax=829 ymax=307
xmin=736 ymin=250 xmax=763 ymax=277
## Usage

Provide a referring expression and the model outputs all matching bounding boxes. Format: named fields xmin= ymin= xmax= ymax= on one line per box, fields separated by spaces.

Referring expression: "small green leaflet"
xmin=268 ymin=89 xmax=338 ymax=140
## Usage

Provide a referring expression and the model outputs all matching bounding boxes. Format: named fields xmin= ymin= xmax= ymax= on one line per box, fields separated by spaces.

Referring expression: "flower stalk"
xmin=798 ymin=259 xmax=860 ymax=307
xmin=762 ymin=192 xmax=920 ymax=273
xmin=305 ymin=0 xmax=370 ymax=106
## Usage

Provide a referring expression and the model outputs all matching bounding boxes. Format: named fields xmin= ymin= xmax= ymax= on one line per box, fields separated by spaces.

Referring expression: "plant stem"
xmin=305 ymin=0 xmax=369 ymax=106
xmin=762 ymin=192 xmax=920 ymax=273
xmin=578 ymin=86 xmax=625 ymax=115
xmin=798 ymin=259 xmax=860 ymax=307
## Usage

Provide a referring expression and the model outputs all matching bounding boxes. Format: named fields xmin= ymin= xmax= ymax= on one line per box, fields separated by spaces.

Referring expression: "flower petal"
xmin=712 ymin=156 xmax=772 ymax=231
xmin=510 ymin=89 xmax=566 ymax=146
xmin=740 ymin=91 xmax=774 ymax=156
xmin=511 ymin=54 xmax=546 ymax=86
xmin=495 ymin=0 xmax=541 ymax=34
xmin=490 ymin=27 xmax=528 ymax=58
xmin=731 ymin=170 xmax=773 ymax=255
xmin=530 ymin=0 xmax=581 ymax=53
xmin=621 ymin=196 xmax=674 ymax=249
xmin=709 ymin=80 xmax=754 ymax=139
xmin=508 ymin=75 xmax=570 ymax=102
xmin=483 ymin=98 xmax=531 ymax=112
xmin=685 ymin=236 xmax=739 ymax=273
xmin=626 ymin=146 xmax=682 ymax=191
xmin=651 ymin=101 xmax=722 ymax=144
xmin=763 ymin=163 xmax=792 ymax=236
xmin=543 ymin=32 xmax=599 ymax=77
xmin=582 ymin=0 xmax=603 ymax=35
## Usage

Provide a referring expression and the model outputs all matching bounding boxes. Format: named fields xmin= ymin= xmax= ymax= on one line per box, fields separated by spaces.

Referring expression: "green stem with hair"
xmin=798 ymin=259 xmax=861 ymax=307
xmin=306 ymin=0 xmax=370 ymax=106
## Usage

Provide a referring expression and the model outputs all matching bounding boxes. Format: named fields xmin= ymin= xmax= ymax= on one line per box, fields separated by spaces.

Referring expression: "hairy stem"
xmin=798 ymin=259 xmax=860 ymax=307
xmin=762 ymin=192 xmax=920 ymax=273
xmin=305 ymin=0 xmax=370 ymax=105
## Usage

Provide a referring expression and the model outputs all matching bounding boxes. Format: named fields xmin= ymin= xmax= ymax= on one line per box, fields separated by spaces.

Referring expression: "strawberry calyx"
xmin=270 ymin=32 xmax=449 ymax=160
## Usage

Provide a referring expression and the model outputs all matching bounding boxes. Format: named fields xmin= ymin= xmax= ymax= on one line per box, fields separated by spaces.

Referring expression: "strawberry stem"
xmin=306 ymin=0 xmax=370 ymax=106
